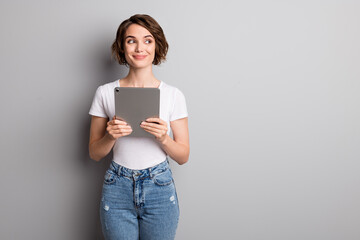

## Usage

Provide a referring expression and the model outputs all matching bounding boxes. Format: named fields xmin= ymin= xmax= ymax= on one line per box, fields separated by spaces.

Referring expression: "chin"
xmin=130 ymin=62 xmax=153 ymax=69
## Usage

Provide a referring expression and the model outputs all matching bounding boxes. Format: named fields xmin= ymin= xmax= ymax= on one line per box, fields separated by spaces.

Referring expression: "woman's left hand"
xmin=140 ymin=118 xmax=168 ymax=143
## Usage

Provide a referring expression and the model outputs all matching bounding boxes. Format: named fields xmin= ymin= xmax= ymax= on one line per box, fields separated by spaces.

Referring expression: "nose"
xmin=135 ymin=42 xmax=143 ymax=52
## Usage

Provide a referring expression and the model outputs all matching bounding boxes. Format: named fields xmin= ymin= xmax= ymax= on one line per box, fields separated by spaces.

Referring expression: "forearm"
xmin=89 ymin=133 xmax=116 ymax=161
xmin=159 ymin=135 xmax=189 ymax=165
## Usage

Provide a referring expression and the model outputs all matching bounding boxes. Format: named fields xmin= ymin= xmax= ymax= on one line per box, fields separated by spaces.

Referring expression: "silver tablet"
xmin=114 ymin=87 xmax=160 ymax=138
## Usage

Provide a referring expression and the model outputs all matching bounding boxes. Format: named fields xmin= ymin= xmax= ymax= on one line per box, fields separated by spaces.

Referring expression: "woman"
xmin=88 ymin=14 xmax=189 ymax=240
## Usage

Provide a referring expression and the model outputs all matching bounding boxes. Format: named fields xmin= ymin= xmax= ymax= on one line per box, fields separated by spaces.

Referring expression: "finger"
xmin=141 ymin=122 xmax=166 ymax=131
xmin=107 ymin=125 xmax=132 ymax=133
xmin=114 ymin=119 xmax=129 ymax=125
xmin=120 ymin=128 xmax=133 ymax=136
xmin=145 ymin=118 xmax=162 ymax=124
xmin=119 ymin=128 xmax=133 ymax=134
xmin=111 ymin=131 xmax=132 ymax=139
xmin=142 ymin=126 xmax=167 ymax=139
xmin=121 ymin=132 xmax=132 ymax=137
xmin=141 ymin=127 xmax=159 ymax=138
xmin=110 ymin=119 xmax=129 ymax=125
xmin=109 ymin=128 xmax=133 ymax=136
xmin=157 ymin=118 xmax=167 ymax=125
xmin=114 ymin=124 xmax=132 ymax=130
xmin=108 ymin=124 xmax=132 ymax=129
xmin=114 ymin=116 xmax=125 ymax=121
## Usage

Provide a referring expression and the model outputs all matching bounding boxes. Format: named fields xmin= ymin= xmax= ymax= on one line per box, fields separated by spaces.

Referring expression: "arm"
xmin=89 ymin=116 xmax=132 ymax=161
xmin=141 ymin=117 xmax=190 ymax=165
xmin=161 ymin=117 xmax=190 ymax=165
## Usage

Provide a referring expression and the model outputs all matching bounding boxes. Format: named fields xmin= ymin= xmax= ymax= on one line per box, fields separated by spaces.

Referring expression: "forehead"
xmin=125 ymin=24 xmax=153 ymax=37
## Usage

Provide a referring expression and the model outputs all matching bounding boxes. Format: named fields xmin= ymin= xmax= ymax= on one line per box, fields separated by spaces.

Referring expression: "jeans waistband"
xmin=110 ymin=158 xmax=170 ymax=179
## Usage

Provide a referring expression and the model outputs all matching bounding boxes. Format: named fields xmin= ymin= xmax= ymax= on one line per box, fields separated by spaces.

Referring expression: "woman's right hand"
xmin=106 ymin=116 xmax=133 ymax=140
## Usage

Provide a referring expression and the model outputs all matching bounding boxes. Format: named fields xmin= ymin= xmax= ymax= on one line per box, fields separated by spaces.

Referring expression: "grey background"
xmin=1 ymin=1 xmax=359 ymax=239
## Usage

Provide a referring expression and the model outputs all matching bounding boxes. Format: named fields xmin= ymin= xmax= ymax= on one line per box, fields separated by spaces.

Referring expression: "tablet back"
xmin=114 ymin=87 xmax=160 ymax=137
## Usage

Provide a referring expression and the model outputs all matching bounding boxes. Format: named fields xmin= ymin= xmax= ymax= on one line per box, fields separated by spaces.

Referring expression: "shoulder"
xmin=160 ymin=81 xmax=185 ymax=97
xmin=98 ymin=80 xmax=119 ymax=91
xmin=95 ymin=79 xmax=118 ymax=95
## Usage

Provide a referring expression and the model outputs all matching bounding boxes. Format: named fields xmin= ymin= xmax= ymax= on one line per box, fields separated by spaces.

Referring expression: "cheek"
xmin=124 ymin=49 xmax=131 ymax=60
xmin=124 ymin=45 xmax=133 ymax=54
xmin=148 ymin=44 xmax=156 ymax=54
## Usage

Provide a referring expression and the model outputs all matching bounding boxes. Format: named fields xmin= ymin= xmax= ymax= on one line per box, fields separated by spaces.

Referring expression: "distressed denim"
xmin=100 ymin=158 xmax=180 ymax=240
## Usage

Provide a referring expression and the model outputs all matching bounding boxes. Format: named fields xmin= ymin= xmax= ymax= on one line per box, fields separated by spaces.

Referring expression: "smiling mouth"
xmin=133 ymin=55 xmax=147 ymax=60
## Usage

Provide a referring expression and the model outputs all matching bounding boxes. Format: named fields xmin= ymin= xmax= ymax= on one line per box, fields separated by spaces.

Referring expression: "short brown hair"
xmin=111 ymin=14 xmax=169 ymax=65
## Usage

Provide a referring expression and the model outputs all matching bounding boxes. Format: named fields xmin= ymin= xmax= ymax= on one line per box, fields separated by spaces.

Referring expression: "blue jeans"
xmin=100 ymin=158 xmax=180 ymax=240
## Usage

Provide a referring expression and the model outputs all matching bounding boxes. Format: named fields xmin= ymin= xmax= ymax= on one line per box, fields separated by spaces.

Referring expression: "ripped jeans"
xmin=100 ymin=158 xmax=180 ymax=240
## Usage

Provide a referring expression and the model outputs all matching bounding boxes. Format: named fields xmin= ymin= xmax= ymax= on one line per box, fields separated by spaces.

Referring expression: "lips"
xmin=133 ymin=55 xmax=147 ymax=60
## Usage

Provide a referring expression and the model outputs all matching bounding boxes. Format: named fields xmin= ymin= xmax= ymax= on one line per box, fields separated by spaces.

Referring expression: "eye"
xmin=145 ymin=39 xmax=152 ymax=44
xmin=127 ymin=39 xmax=135 ymax=44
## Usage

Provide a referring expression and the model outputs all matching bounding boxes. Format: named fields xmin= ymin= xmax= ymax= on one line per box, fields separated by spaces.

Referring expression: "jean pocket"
xmin=103 ymin=170 xmax=116 ymax=185
xmin=153 ymin=168 xmax=173 ymax=186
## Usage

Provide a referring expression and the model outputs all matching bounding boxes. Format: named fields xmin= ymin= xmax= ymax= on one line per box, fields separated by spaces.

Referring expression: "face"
xmin=123 ymin=24 xmax=156 ymax=68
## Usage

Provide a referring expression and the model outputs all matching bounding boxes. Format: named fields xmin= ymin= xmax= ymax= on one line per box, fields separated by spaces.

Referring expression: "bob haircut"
xmin=111 ymin=14 xmax=169 ymax=66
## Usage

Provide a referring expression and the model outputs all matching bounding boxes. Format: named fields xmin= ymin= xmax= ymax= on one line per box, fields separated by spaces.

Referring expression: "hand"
xmin=106 ymin=116 xmax=132 ymax=140
xmin=140 ymin=118 xmax=168 ymax=143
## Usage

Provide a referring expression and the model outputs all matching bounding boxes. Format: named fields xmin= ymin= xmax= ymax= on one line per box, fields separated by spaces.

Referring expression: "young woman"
xmin=88 ymin=14 xmax=189 ymax=240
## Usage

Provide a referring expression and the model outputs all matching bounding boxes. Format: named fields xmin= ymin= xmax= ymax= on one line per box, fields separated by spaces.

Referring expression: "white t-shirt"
xmin=89 ymin=79 xmax=188 ymax=170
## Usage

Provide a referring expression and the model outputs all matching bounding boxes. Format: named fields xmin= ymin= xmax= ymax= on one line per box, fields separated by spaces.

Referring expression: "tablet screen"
xmin=114 ymin=87 xmax=160 ymax=137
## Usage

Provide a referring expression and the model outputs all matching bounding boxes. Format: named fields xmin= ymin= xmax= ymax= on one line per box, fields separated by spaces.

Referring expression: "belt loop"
xmin=149 ymin=167 xmax=153 ymax=178
xmin=111 ymin=161 xmax=115 ymax=173
xmin=117 ymin=165 xmax=122 ymax=177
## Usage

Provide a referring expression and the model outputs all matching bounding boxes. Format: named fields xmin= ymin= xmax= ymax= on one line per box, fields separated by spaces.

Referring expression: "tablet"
xmin=114 ymin=87 xmax=160 ymax=137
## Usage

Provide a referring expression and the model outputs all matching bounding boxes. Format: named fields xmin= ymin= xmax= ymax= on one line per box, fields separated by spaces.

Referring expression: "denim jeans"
xmin=100 ymin=158 xmax=180 ymax=240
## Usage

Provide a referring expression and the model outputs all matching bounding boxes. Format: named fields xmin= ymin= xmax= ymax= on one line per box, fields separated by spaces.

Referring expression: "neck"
xmin=123 ymin=65 xmax=158 ymax=87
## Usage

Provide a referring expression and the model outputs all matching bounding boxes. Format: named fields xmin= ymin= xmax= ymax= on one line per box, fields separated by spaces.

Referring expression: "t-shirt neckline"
xmin=117 ymin=79 xmax=162 ymax=89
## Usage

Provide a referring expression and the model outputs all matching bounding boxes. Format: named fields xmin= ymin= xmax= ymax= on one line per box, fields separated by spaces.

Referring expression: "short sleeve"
xmin=89 ymin=86 xmax=107 ymax=118
xmin=170 ymin=88 xmax=188 ymax=121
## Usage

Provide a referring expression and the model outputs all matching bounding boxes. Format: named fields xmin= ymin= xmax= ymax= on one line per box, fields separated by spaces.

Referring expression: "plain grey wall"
xmin=1 ymin=1 xmax=359 ymax=239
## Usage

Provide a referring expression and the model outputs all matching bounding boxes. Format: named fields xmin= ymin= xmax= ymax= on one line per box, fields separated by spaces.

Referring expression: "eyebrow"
xmin=125 ymin=35 xmax=154 ymax=39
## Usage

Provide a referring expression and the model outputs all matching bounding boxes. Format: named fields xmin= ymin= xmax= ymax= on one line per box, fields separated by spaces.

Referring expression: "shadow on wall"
xmin=80 ymin=116 xmax=113 ymax=240
xmin=79 ymin=36 xmax=129 ymax=239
